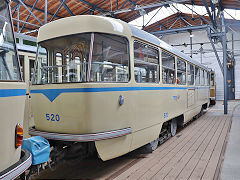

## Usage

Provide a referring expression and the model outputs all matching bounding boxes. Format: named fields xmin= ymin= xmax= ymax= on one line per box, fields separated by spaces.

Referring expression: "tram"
xmin=29 ymin=15 xmax=210 ymax=162
xmin=209 ymin=71 xmax=216 ymax=105
xmin=0 ymin=0 xmax=31 ymax=179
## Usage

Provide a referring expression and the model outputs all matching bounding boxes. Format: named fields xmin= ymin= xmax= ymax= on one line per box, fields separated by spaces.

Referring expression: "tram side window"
xmin=195 ymin=67 xmax=200 ymax=85
xmin=187 ymin=63 xmax=194 ymax=85
xmin=207 ymin=72 xmax=210 ymax=85
xmin=134 ymin=41 xmax=159 ymax=83
xmin=91 ymin=34 xmax=129 ymax=82
xmin=34 ymin=47 xmax=48 ymax=84
xmin=204 ymin=71 xmax=208 ymax=86
xmin=0 ymin=3 xmax=21 ymax=81
xmin=200 ymin=69 xmax=204 ymax=86
xmin=162 ymin=50 xmax=175 ymax=84
xmin=53 ymin=52 xmax=63 ymax=83
xmin=210 ymin=73 xmax=214 ymax=86
xmin=177 ymin=58 xmax=186 ymax=85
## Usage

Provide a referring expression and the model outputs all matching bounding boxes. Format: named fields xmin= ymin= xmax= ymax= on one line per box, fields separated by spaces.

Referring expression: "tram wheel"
xmin=171 ymin=119 xmax=177 ymax=136
xmin=149 ymin=138 xmax=159 ymax=151
xmin=141 ymin=138 xmax=159 ymax=153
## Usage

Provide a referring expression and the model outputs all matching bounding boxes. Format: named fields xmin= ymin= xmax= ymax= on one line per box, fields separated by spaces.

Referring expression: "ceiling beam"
xmin=113 ymin=0 xmax=188 ymax=15
xmin=76 ymin=0 xmax=108 ymax=13
xmin=13 ymin=18 xmax=40 ymax=28
xmin=202 ymin=0 xmax=214 ymax=25
xmin=151 ymin=24 xmax=209 ymax=35
xmin=50 ymin=0 xmax=66 ymax=21
xmin=59 ymin=0 xmax=74 ymax=16
xmin=20 ymin=0 xmax=39 ymax=33
xmin=12 ymin=0 xmax=63 ymax=19
xmin=144 ymin=7 xmax=162 ymax=27
xmin=182 ymin=4 xmax=210 ymax=24
xmin=17 ymin=0 xmax=43 ymax=25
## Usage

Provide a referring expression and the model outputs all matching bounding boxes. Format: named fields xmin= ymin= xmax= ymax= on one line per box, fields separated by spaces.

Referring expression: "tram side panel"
xmin=31 ymin=84 xmax=134 ymax=160
xmin=129 ymin=88 xmax=187 ymax=151
xmin=30 ymin=84 xmax=188 ymax=161
xmin=96 ymin=86 xmax=209 ymax=159
xmin=0 ymin=83 xmax=26 ymax=172
xmin=31 ymin=84 xmax=133 ymax=134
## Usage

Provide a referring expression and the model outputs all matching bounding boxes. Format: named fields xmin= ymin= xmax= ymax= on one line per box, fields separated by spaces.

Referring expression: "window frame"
xmin=176 ymin=57 xmax=187 ymax=86
xmin=200 ymin=68 xmax=204 ymax=86
xmin=33 ymin=32 xmax=131 ymax=85
xmin=0 ymin=3 xmax=22 ymax=82
xmin=195 ymin=66 xmax=200 ymax=86
xmin=161 ymin=48 xmax=177 ymax=85
xmin=133 ymin=40 xmax=160 ymax=84
xmin=187 ymin=62 xmax=195 ymax=86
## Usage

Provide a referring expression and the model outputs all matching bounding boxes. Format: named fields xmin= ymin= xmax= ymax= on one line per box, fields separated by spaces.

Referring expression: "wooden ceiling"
xmin=144 ymin=12 xmax=240 ymax=33
xmin=184 ymin=0 xmax=240 ymax=10
xmin=9 ymin=0 xmax=240 ymax=36
xmin=10 ymin=0 xmax=159 ymax=35
xmin=143 ymin=13 xmax=211 ymax=32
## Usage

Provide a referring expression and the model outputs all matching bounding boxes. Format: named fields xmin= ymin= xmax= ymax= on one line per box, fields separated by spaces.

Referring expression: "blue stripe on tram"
xmin=0 ymin=89 xmax=27 ymax=97
xmin=30 ymin=86 xmax=209 ymax=102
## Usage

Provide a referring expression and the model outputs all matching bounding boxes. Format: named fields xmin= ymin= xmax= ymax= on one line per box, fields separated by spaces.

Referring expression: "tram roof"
xmin=38 ymin=15 xmax=208 ymax=70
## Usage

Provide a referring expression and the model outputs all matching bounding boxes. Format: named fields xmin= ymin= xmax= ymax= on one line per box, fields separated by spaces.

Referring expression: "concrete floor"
xmin=220 ymin=101 xmax=240 ymax=180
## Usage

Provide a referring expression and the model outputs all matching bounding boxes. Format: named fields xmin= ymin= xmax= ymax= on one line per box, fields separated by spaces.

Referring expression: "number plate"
xmin=46 ymin=114 xmax=60 ymax=121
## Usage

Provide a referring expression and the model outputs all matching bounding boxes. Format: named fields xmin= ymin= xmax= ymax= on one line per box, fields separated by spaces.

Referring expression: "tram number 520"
xmin=46 ymin=114 xmax=60 ymax=121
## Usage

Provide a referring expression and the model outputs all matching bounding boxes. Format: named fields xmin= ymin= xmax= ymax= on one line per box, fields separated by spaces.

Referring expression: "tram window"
xmin=52 ymin=52 xmax=63 ymax=83
xmin=33 ymin=33 xmax=129 ymax=84
xmin=33 ymin=47 xmax=48 ymax=84
xmin=187 ymin=63 xmax=194 ymax=85
xmin=204 ymin=71 xmax=208 ymax=86
xmin=177 ymin=58 xmax=186 ymax=85
xmin=29 ymin=60 xmax=35 ymax=80
xmin=134 ymin=41 xmax=159 ymax=83
xmin=207 ymin=72 xmax=210 ymax=85
xmin=91 ymin=34 xmax=129 ymax=82
xmin=195 ymin=67 xmax=200 ymax=85
xmin=0 ymin=4 xmax=21 ymax=81
xmin=210 ymin=73 xmax=214 ymax=86
xmin=162 ymin=50 xmax=175 ymax=84
xmin=200 ymin=69 xmax=204 ymax=86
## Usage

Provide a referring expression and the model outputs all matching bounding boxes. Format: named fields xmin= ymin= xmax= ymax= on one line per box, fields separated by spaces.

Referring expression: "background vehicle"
xmin=0 ymin=0 xmax=31 ymax=179
xmin=29 ymin=15 xmax=210 ymax=163
xmin=210 ymin=71 xmax=216 ymax=105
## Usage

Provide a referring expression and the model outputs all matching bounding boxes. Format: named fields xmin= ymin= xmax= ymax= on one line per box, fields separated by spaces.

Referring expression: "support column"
xmin=45 ymin=0 xmax=47 ymax=24
xmin=23 ymin=55 xmax=30 ymax=138
xmin=221 ymin=12 xmax=228 ymax=114
xmin=17 ymin=5 xmax=20 ymax=33
xmin=189 ymin=30 xmax=193 ymax=58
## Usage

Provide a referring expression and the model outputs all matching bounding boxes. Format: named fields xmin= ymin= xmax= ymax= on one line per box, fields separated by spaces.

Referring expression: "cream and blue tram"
xmin=0 ymin=0 xmax=31 ymax=179
xmin=30 ymin=15 xmax=210 ymax=161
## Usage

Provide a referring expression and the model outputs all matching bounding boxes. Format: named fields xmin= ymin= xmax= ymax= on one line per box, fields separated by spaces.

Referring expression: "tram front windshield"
xmin=33 ymin=33 xmax=129 ymax=84
xmin=0 ymin=0 xmax=21 ymax=81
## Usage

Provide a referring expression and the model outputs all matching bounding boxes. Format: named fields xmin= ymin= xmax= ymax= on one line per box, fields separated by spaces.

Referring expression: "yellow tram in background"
xmin=0 ymin=0 xmax=31 ymax=179
xmin=29 ymin=15 xmax=211 ymax=162
xmin=210 ymin=71 xmax=216 ymax=105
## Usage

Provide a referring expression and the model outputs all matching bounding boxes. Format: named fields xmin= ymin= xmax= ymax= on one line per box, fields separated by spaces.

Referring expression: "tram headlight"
xmin=15 ymin=124 xmax=23 ymax=148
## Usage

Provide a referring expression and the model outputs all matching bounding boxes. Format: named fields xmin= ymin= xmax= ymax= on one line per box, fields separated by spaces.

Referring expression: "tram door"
xmin=227 ymin=62 xmax=235 ymax=100
xmin=210 ymin=72 xmax=216 ymax=100
xmin=187 ymin=64 xmax=195 ymax=107
xmin=187 ymin=88 xmax=195 ymax=107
